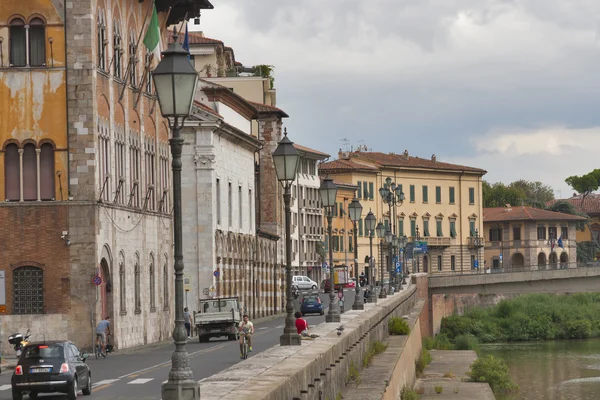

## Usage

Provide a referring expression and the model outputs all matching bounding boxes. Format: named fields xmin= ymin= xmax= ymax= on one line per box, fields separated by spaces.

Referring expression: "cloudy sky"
xmin=193 ymin=0 xmax=600 ymax=198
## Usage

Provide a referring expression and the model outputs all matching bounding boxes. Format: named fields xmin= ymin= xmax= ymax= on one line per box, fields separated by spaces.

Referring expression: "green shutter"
xmin=423 ymin=220 xmax=430 ymax=237
xmin=436 ymin=220 xmax=443 ymax=237
xmin=369 ymin=182 xmax=374 ymax=200
xmin=450 ymin=221 xmax=456 ymax=237
xmin=363 ymin=182 xmax=369 ymax=200
xmin=398 ymin=218 xmax=404 ymax=236
xmin=410 ymin=185 xmax=415 ymax=202
xmin=449 ymin=187 xmax=455 ymax=204
xmin=470 ymin=220 xmax=475 ymax=236
xmin=349 ymin=234 xmax=353 ymax=252
xmin=340 ymin=235 xmax=344 ymax=252
xmin=339 ymin=202 xmax=343 ymax=218
xmin=436 ymin=186 xmax=441 ymax=203
xmin=358 ymin=219 xmax=363 ymax=236
xmin=410 ymin=220 xmax=416 ymax=237
xmin=357 ymin=181 xmax=362 ymax=198
xmin=422 ymin=186 xmax=428 ymax=203
xmin=469 ymin=188 xmax=475 ymax=204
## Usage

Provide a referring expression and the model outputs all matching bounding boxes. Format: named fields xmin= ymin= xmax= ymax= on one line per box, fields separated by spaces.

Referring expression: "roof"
xmin=169 ymin=31 xmax=223 ymax=45
xmin=247 ymin=101 xmax=289 ymax=118
xmin=353 ymin=152 xmax=486 ymax=174
xmin=483 ymin=206 xmax=587 ymax=222
xmin=318 ymin=176 xmax=358 ymax=191
xmin=193 ymin=100 xmax=223 ymax=119
xmin=547 ymin=194 xmax=600 ymax=215
xmin=294 ymin=144 xmax=330 ymax=159
xmin=319 ymin=159 xmax=379 ymax=173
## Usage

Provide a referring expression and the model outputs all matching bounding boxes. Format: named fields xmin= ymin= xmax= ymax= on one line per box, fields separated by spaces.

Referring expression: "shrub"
xmin=389 ymin=317 xmax=410 ymax=335
xmin=400 ymin=386 xmax=420 ymax=400
xmin=346 ymin=361 xmax=360 ymax=385
xmin=423 ymin=334 xmax=453 ymax=350
xmin=363 ymin=341 xmax=388 ymax=367
xmin=469 ymin=355 xmax=518 ymax=395
xmin=416 ymin=348 xmax=432 ymax=375
xmin=434 ymin=385 xmax=443 ymax=394
xmin=566 ymin=319 xmax=593 ymax=339
xmin=453 ymin=334 xmax=480 ymax=353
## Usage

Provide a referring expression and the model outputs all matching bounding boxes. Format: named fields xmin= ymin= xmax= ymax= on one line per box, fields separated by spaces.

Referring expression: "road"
xmin=0 ymin=289 xmax=358 ymax=399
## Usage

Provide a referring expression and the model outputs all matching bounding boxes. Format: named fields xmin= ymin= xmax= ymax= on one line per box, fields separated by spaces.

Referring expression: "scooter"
xmin=8 ymin=329 xmax=31 ymax=358
xmin=292 ymin=285 xmax=299 ymax=300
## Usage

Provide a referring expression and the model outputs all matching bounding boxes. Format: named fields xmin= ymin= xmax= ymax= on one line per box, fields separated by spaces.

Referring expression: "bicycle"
xmin=241 ymin=334 xmax=249 ymax=360
xmin=95 ymin=333 xmax=108 ymax=359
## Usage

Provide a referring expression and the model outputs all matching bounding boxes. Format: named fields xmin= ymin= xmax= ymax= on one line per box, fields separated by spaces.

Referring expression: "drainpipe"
xmin=343 ymin=197 xmax=348 ymax=269
xmin=459 ymin=171 xmax=464 ymax=272
xmin=63 ymin=0 xmax=70 ymax=197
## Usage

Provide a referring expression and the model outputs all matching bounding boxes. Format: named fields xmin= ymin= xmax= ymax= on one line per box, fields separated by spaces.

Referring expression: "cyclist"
xmin=96 ymin=316 xmax=111 ymax=354
xmin=238 ymin=314 xmax=254 ymax=358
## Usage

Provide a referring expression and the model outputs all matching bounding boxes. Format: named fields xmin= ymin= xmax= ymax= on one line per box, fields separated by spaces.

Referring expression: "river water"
xmin=481 ymin=339 xmax=600 ymax=400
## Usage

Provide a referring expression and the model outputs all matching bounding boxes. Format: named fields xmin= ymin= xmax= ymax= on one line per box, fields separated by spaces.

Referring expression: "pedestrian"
xmin=295 ymin=311 xmax=318 ymax=338
xmin=184 ymin=307 xmax=191 ymax=339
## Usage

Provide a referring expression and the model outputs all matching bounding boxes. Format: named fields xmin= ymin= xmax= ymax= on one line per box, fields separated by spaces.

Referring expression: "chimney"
xmin=505 ymin=204 xmax=512 ymax=212
xmin=338 ymin=148 xmax=343 ymax=159
xmin=403 ymin=149 xmax=409 ymax=160
xmin=431 ymin=154 xmax=436 ymax=162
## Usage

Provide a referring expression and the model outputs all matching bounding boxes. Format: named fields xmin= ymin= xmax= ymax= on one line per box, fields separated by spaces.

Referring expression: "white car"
xmin=292 ymin=276 xmax=319 ymax=290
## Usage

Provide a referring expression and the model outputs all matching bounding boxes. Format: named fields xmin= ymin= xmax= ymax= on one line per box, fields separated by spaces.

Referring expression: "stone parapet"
xmin=199 ymin=285 xmax=418 ymax=400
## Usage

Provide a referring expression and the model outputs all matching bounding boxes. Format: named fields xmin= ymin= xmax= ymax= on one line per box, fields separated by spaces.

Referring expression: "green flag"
xmin=143 ymin=5 xmax=161 ymax=60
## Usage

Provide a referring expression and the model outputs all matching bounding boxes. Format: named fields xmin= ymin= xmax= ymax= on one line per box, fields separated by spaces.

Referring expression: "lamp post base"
xmin=162 ymin=379 xmax=201 ymax=400
xmin=325 ymin=314 xmax=341 ymax=323
xmin=280 ymin=333 xmax=301 ymax=346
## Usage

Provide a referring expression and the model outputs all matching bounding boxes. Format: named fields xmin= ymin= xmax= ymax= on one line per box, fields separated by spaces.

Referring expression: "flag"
xmin=183 ymin=22 xmax=190 ymax=60
xmin=558 ymin=235 xmax=564 ymax=249
xmin=143 ymin=5 xmax=161 ymax=60
xmin=550 ymin=237 xmax=555 ymax=251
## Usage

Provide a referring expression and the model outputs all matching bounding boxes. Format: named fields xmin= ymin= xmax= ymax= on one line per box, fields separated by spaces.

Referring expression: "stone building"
xmin=0 ymin=0 xmax=212 ymax=353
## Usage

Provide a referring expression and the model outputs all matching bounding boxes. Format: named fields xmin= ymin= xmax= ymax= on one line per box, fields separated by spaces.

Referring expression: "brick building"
xmin=0 ymin=0 xmax=212 ymax=353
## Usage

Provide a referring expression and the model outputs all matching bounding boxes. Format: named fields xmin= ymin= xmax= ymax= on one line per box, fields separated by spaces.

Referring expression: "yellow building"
xmin=320 ymin=149 xmax=486 ymax=274
xmin=549 ymin=194 xmax=600 ymax=255
xmin=483 ymin=206 xmax=584 ymax=269
xmin=325 ymin=180 xmax=359 ymax=276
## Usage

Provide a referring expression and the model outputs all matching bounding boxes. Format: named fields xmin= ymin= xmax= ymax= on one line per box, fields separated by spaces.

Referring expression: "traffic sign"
xmin=396 ymin=266 xmax=401 ymax=273
xmin=338 ymin=291 xmax=344 ymax=300
xmin=213 ymin=270 xmax=220 ymax=278
xmin=92 ymin=275 xmax=102 ymax=286
xmin=209 ymin=286 xmax=216 ymax=297
xmin=474 ymin=259 xmax=479 ymax=269
xmin=499 ymin=254 xmax=503 ymax=261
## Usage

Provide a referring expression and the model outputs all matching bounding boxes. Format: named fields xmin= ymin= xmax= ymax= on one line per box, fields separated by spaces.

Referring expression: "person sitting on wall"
xmin=295 ymin=311 xmax=318 ymax=339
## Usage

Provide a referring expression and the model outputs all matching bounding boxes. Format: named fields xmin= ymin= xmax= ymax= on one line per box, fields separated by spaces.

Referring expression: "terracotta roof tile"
xmin=348 ymin=152 xmax=486 ymax=173
xmin=193 ymin=100 xmax=223 ymax=118
xmin=294 ymin=144 xmax=330 ymax=158
xmin=247 ymin=101 xmax=289 ymax=118
xmin=169 ymin=31 xmax=223 ymax=45
xmin=319 ymin=159 xmax=378 ymax=172
xmin=483 ymin=206 xmax=587 ymax=222
xmin=547 ymin=194 xmax=600 ymax=215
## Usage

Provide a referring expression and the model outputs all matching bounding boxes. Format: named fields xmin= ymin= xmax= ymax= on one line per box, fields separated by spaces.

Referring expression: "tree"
xmin=510 ymin=180 xmax=555 ymax=208
xmin=482 ymin=180 xmax=555 ymax=208
xmin=565 ymin=169 xmax=600 ymax=205
xmin=316 ymin=241 xmax=326 ymax=264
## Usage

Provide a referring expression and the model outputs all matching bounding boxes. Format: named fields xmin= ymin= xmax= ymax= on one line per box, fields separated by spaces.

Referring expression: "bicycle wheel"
xmin=95 ymin=344 xmax=100 ymax=360
xmin=243 ymin=339 xmax=248 ymax=360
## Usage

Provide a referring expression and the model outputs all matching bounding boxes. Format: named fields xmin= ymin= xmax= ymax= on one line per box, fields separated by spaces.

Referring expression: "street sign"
xmin=209 ymin=286 xmax=216 ymax=298
xmin=396 ymin=266 xmax=401 ymax=273
xmin=414 ymin=241 xmax=428 ymax=253
xmin=474 ymin=259 xmax=479 ymax=269
xmin=338 ymin=291 xmax=344 ymax=300
xmin=184 ymin=276 xmax=191 ymax=292
xmin=92 ymin=275 xmax=102 ymax=286
xmin=213 ymin=270 xmax=220 ymax=278
xmin=499 ymin=254 xmax=503 ymax=261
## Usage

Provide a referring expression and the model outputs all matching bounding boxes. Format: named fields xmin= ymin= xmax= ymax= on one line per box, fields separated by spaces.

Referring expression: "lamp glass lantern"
xmin=392 ymin=235 xmax=399 ymax=247
xmin=385 ymin=230 xmax=393 ymax=243
xmin=319 ymin=178 xmax=338 ymax=209
xmin=348 ymin=198 xmax=363 ymax=222
xmin=152 ymin=38 xmax=198 ymax=119
xmin=376 ymin=222 xmax=385 ymax=238
xmin=365 ymin=210 xmax=376 ymax=234
xmin=272 ymin=133 xmax=300 ymax=184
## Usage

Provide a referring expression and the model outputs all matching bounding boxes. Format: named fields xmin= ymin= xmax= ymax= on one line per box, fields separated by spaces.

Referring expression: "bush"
xmin=469 ymin=355 xmax=518 ymax=395
xmin=453 ymin=334 xmax=480 ymax=353
xmin=389 ymin=317 xmax=410 ymax=335
xmin=415 ymin=348 xmax=432 ymax=374
xmin=423 ymin=334 xmax=453 ymax=350
xmin=400 ymin=385 xmax=420 ymax=400
xmin=363 ymin=341 xmax=388 ymax=367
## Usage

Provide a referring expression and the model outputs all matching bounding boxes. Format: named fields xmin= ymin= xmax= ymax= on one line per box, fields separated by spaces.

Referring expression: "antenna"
xmin=340 ymin=138 xmax=350 ymax=152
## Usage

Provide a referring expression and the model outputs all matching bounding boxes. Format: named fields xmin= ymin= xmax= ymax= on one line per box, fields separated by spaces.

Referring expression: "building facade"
xmin=483 ymin=206 xmax=584 ymax=269
xmin=0 ymin=0 xmax=211 ymax=353
xmin=320 ymin=149 xmax=487 ymax=275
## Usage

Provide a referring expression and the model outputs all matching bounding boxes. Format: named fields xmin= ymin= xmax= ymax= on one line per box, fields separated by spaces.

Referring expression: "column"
xmin=18 ymin=149 xmax=24 ymax=201
xmin=35 ymin=148 xmax=41 ymax=201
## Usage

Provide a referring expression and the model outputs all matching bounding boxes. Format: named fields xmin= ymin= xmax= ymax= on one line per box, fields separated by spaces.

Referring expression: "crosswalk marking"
xmin=93 ymin=379 xmax=120 ymax=387
xmin=128 ymin=378 xmax=154 ymax=384
xmin=0 ymin=384 xmax=11 ymax=391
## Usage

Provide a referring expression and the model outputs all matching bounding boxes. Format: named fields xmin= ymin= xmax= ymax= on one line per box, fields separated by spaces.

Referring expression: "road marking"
xmin=276 ymin=325 xmax=284 ymax=328
xmin=162 ymin=380 xmax=168 ymax=384
xmin=93 ymin=379 xmax=120 ymax=388
xmin=259 ymin=327 xmax=268 ymax=330
xmin=0 ymin=384 xmax=11 ymax=391
xmin=129 ymin=378 xmax=154 ymax=384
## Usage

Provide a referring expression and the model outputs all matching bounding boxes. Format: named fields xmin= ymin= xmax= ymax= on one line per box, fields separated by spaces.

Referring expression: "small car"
xmin=292 ymin=276 xmax=319 ymax=290
xmin=12 ymin=340 xmax=92 ymax=400
xmin=300 ymin=294 xmax=324 ymax=315
xmin=344 ymin=278 xmax=357 ymax=289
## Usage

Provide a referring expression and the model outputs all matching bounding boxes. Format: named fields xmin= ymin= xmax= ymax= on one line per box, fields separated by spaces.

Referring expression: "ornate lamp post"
xmin=474 ymin=228 xmax=483 ymax=273
xmin=365 ymin=210 xmax=377 ymax=303
xmin=376 ymin=222 xmax=386 ymax=298
xmin=348 ymin=198 xmax=364 ymax=310
xmin=319 ymin=178 xmax=340 ymax=323
xmin=153 ymin=33 xmax=200 ymax=400
xmin=414 ymin=225 xmax=421 ymax=273
xmin=385 ymin=229 xmax=393 ymax=294
xmin=379 ymin=177 xmax=405 ymax=236
xmin=392 ymin=234 xmax=399 ymax=290
xmin=272 ymin=130 xmax=301 ymax=346
xmin=399 ymin=236 xmax=408 ymax=286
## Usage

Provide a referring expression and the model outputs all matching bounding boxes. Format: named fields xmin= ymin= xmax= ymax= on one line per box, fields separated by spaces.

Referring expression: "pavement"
xmin=0 ymin=289 xmax=357 ymax=399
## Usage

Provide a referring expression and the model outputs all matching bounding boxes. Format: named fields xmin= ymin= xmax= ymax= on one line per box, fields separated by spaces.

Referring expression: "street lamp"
xmin=414 ymin=225 xmax=421 ymax=273
xmin=348 ymin=198 xmax=364 ymax=310
xmin=392 ymin=234 xmax=399 ymax=290
xmin=319 ymin=178 xmax=340 ymax=323
xmin=273 ymin=129 xmax=301 ymax=346
xmin=474 ymin=228 xmax=483 ymax=272
xmin=153 ymin=33 xmax=200 ymax=400
xmin=365 ymin=210 xmax=377 ymax=303
xmin=376 ymin=222 xmax=386 ymax=298
xmin=385 ymin=230 xmax=393 ymax=294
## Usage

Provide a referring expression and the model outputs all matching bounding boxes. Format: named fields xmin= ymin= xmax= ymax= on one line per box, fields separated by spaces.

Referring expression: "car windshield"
xmin=303 ymin=295 xmax=319 ymax=303
xmin=24 ymin=344 xmax=63 ymax=359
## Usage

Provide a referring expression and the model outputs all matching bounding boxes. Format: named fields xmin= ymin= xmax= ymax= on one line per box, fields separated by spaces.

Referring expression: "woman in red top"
xmin=295 ymin=311 xmax=309 ymax=336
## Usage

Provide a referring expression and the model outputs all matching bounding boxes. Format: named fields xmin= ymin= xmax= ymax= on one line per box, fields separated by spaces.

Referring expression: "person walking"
xmin=184 ymin=307 xmax=192 ymax=339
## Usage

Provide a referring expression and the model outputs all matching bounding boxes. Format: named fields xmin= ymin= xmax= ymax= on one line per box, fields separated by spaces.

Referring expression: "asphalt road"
xmin=0 ymin=288 xmax=358 ymax=400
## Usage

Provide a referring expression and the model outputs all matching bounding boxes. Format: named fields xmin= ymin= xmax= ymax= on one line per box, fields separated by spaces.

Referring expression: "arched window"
xmin=113 ymin=20 xmax=122 ymax=79
xmin=4 ymin=143 xmax=20 ymax=201
xmin=97 ymin=11 xmax=107 ymax=70
xmin=149 ymin=254 xmax=156 ymax=312
xmin=134 ymin=253 xmax=141 ymax=313
xmin=128 ymin=29 xmax=137 ymax=86
xmin=22 ymin=143 xmax=37 ymax=201
xmin=13 ymin=266 xmax=44 ymax=314
xmin=40 ymin=143 xmax=55 ymax=200
xmin=29 ymin=18 xmax=46 ymax=67
xmin=119 ymin=261 xmax=126 ymax=314
xmin=10 ymin=18 xmax=26 ymax=67
xmin=163 ymin=258 xmax=169 ymax=310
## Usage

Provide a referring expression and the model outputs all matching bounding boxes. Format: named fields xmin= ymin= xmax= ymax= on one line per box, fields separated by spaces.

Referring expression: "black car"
xmin=11 ymin=340 xmax=92 ymax=400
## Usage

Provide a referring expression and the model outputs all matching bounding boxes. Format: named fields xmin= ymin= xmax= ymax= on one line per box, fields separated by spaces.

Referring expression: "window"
xmin=363 ymin=182 xmax=368 ymax=200
xmin=29 ymin=18 xmax=46 ymax=67
xmin=339 ymin=202 xmax=343 ymax=218
xmin=489 ymin=228 xmax=502 ymax=241
xmin=128 ymin=30 xmax=138 ymax=86
xmin=548 ymin=226 xmax=558 ymax=239
xmin=98 ymin=118 xmax=111 ymax=201
xmin=333 ymin=236 xmax=339 ymax=252
xmin=149 ymin=255 xmax=156 ymax=312
xmin=469 ymin=188 xmax=475 ymax=204
xmin=349 ymin=234 xmax=353 ymax=252
xmin=22 ymin=144 xmax=37 ymax=201
xmin=40 ymin=144 xmax=55 ymax=200
xmin=9 ymin=18 xmax=26 ymax=66
xmin=158 ymin=143 xmax=169 ymax=212
xmin=97 ymin=12 xmax=107 ymax=70
xmin=423 ymin=219 xmax=430 ymax=237
xmin=437 ymin=256 xmax=442 ymax=271
xmin=144 ymin=138 xmax=156 ymax=210
xmin=398 ymin=218 xmax=404 ymax=236
xmin=422 ymin=186 xmax=428 ymax=203
xmin=134 ymin=254 xmax=141 ymax=313
xmin=340 ymin=235 xmax=344 ymax=252
xmin=358 ymin=219 xmax=363 ymax=236
xmin=239 ymin=186 xmax=243 ymax=229
xmin=114 ymin=126 xmax=126 ymax=204
xmin=449 ymin=187 xmax=455 ymax=204
xmin=471 ymin=255 xmax=476 ymax=269
xmin=384 ymin=219 xmax=389 ymax=233
xmin=145 ymin=53 xmax=153 ymax=93
xmin=249 ymin=189 xmax=253 ymax=230
xmin=411 ymin=219 xmax=416 ymax=237
xmin=435 ymin=186 xmax=441 ymax=203
xmin=216 ymin=179 xmax=221 ymax=224
xmin=450 ymin=220 xmax=457 ymax=237
xmin=561 ymin=226 xmax=569 ymax=240
xmin=369 ymin=182 xmax=374 ymax=200
xmin=324 ymin=236 xmax=329 ymax=251
xmin=4 ymin=144 xmax=20 ymax=200
xmin=410 ymin=185 xmax=415 ymax=202
xmin=113 ymin=20 xmax=123 ymax=79
xmin=357 ymin=181 xmax=362 ymax=198
xmin=119 ymin=261 xmax=126 ymax=313
xmin=469 ymin=220 xmax=476 ymax=236
xmin=436 ymin=220 xmax=443 ymax=237
xmin=451 ymin=255 xmax=456 ymax=271
xmin=129 ymin=133 xmax=141 ymax=207
xmin=163 ymin=259 xmax=169 ymax=310
xmin=12 ymin=266 xmax=44 ymax=314
xmin=513 ymin=226 xmax=521 ymax=241
xmin=228 ymin=182 xmax=232 ymax=226
xmin=537 ymin=226 xmax=546 ymax=240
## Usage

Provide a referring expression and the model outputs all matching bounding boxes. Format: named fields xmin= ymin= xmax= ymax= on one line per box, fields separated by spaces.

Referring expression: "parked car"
xmin=12 ymin=340 xmax=92 ymax=400
xmin=292 ymin=276 xmax=319 ymax=290
xmin=344 ymin=278 xmax=356 ymax=289
xmin=300 ymin=294 xmax=324 ymax=315
xmin=322 ymin=279 xmax=343 ymax=293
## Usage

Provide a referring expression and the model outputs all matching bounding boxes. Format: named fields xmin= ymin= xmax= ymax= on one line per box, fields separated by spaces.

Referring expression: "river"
xmin=481 ymin=339 xmax=600 ymax=400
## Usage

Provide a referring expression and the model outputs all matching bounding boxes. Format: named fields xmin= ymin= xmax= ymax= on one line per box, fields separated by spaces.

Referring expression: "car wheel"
xmin=320 ymin=310 xmax=324 ymax=315
xmin=199 ymin=336 xmax=208 ymax=343
xmin=67 ymin=378 xmax=78 ymax=400
xmin=82 ymin=373 xmax=92 ymax=395
xmin=312 ymin=285 xmax=317 ymax=289
xmin=12 ymin=391 xmax=23 ymax=400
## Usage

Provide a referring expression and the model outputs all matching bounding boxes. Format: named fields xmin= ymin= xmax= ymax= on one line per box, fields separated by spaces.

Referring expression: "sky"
xmin=192 ymin=0 xmax=600 ymax=198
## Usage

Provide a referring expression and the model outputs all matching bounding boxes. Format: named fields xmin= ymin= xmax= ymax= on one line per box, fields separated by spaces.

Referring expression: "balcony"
xmin=423 ymin=237 xmax=452 ymax=247
xmin=468 ymin=236 xmax=485 ymax=249
xmin=156 ymin=0 xmax=213 ymax=25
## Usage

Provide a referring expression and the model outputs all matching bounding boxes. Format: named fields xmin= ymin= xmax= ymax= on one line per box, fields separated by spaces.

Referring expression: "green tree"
xmin=565 ymin=169 xmax=600 ymax=205
xmin=510 ymin=180 xmax=555 ymax=208
xmin=482 ymin=181 xmax=526 ymax=208
xmin=316 ymin=241 xmax=326 ymax=264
